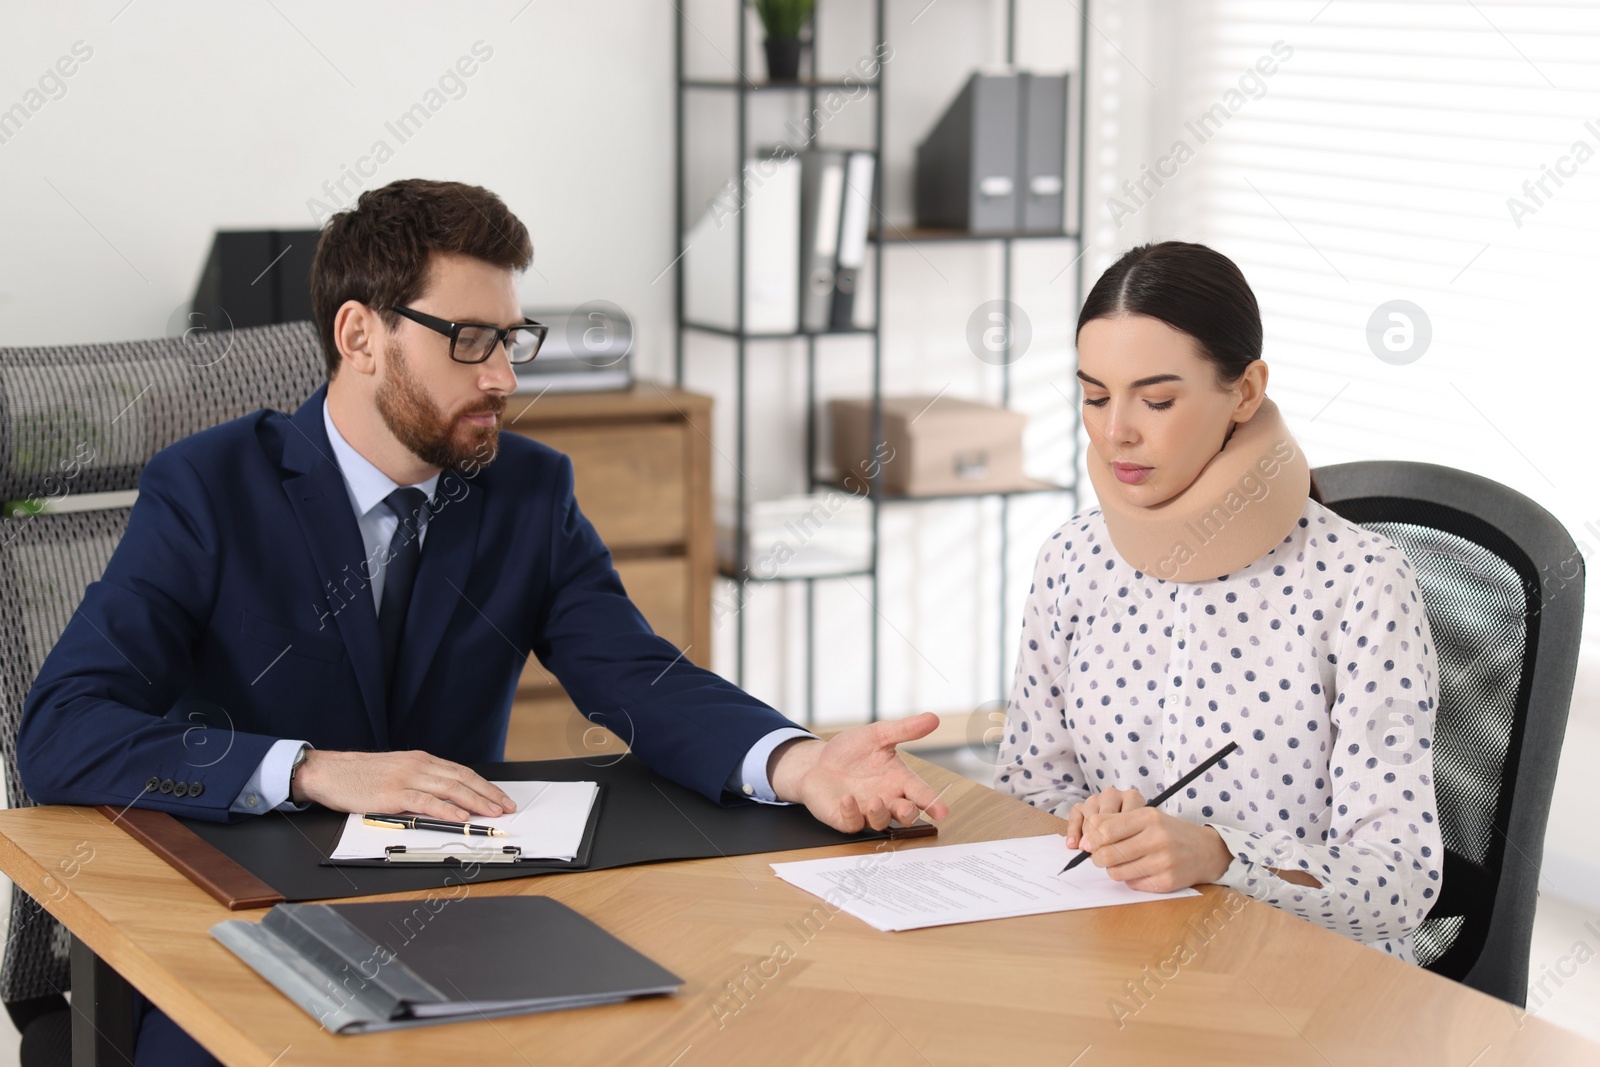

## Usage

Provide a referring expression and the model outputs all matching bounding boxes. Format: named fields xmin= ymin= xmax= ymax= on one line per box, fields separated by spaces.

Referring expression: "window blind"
xmin=1084 ymin=0 xmax=1600 ymax=653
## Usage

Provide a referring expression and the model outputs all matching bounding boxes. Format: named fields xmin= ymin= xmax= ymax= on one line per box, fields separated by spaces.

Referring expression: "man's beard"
xmin=375 ymin=339 xmax=505 ymax=473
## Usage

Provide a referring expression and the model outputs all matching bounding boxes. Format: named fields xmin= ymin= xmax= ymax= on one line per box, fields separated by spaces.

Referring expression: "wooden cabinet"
xmin=500 ymin=383 xmax=713 ymax=759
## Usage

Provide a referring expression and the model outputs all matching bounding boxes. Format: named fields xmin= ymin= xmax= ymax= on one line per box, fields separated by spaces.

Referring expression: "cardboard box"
xmin=829 ymin=395 xmax=1036 ymax=497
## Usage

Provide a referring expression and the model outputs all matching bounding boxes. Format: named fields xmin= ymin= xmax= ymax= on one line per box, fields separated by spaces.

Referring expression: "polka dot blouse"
xmin=996 ymin=499 xmax=1443 ymax=961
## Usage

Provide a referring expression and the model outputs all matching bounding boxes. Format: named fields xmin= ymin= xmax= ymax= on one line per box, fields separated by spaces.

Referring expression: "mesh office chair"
xmin=0 ymin=321 xmax=324 ymax=1064
xmin=1315 ymin=460 xmax=1585 ymax=1007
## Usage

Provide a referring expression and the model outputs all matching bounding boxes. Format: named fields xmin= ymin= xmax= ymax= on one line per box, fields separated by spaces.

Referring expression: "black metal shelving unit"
xmin=674 ymin=0 xmax=1089 ymax=725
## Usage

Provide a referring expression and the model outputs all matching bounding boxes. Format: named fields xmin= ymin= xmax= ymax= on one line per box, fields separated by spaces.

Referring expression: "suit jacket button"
xmin=158 ymin=779 xmax=174 ymax=794
xmin=144 ymin=776 xmax=161 ymax=793
xmin=188 ymin=781 xmax=204 ymax=798
xmin=172 ymin=782 xmax=189 ymax=798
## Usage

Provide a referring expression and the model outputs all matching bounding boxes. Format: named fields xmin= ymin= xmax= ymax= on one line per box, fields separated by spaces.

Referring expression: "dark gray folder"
xmin=192 ymin=229 xmax=319 ymax=330
xmin=213 ymin=896 xmax=682 ymax=1033
xmin=1020 ymin=73 xmax=1068 ymax=233
xmin=915 ymin=72 xmax=1020 ymax=233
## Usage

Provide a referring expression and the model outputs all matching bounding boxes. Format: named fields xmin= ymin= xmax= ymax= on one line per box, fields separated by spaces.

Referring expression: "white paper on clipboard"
xmin=329 ymin=780 xmax=598 ymax=862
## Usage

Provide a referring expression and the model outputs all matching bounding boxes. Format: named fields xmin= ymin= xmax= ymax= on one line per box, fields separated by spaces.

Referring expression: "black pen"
xmin=362 ymin=813 xmax=507 ymax=837
xmin=1059 ymin=740 xmax=1240 ymax=874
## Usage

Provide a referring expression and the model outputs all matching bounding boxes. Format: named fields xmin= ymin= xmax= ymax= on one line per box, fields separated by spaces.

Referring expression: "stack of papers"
xmin=771 ymin=835 xmax=1199 ymax=931
xmin=329 ymin=780 xmax=597 ymax=862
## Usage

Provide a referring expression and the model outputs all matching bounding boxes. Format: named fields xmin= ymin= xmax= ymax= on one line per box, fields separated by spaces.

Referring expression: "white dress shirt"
xmin=230 ymin=400 xmax=809 ymax=814
xmin=997 ymin=499 xmax=1443 ymax=961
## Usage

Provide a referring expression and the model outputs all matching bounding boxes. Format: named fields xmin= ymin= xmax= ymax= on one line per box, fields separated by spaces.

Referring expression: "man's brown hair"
xmin=310 ymin=179 xmax=534 ymax=379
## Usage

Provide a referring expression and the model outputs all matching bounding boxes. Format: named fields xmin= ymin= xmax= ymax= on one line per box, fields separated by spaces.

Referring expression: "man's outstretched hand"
xmin=767 ymin=712 xmax=951 ymax=832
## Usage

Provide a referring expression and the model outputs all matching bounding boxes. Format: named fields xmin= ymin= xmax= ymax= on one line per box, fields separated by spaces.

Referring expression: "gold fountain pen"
xmin=362 ymin=813 xmax=508 ymax=836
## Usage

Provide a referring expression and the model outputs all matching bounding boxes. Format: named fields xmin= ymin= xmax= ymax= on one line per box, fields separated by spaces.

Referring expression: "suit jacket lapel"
xmin=388 ymin=465 xmax=486 ymax=737
xmin=278 ymin=387 xmax=391 ymax=748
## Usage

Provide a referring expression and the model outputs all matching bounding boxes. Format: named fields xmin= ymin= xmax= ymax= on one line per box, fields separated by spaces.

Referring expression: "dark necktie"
xmin=377 ymin=487 xmax=430 ymax=695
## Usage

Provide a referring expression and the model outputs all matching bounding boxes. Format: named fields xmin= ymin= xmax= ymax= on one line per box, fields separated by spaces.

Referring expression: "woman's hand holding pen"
xmin=290 ymin=749 xmax=517 ymax=821
xmin=1064 ymin=788 xmax=1232 ymax=893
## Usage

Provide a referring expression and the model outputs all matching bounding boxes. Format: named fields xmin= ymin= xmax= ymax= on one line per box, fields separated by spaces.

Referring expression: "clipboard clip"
xmin=383 ymin=845 xmax=523 ymax=864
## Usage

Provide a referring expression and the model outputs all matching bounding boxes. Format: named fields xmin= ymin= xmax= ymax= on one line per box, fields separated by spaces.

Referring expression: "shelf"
xmin=813 ymin=478 xmax=1077 ymax=503
xmin=717 ymin=563 xmax=875 ymax=584
xmin=681 ymin=78 xmax=880 ymax=93
xmin=871 ymin=227 xmax=1082 ymax=244
xmin=674 ymin=0 xmax=1088 ymax=721
xmin=682 ymin=321 xmax=874 ymax=340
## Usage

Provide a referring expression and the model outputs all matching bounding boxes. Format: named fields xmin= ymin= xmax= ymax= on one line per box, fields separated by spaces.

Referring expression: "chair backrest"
xmin=1314 ymin=460 xmax=1585 ymax=1006
xmin=0 ymin=322 xmax=324 ymax=1010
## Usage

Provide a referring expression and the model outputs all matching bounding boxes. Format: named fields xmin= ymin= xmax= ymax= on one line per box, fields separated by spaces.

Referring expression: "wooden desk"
xmin=1 ymin=760 xmax=1594 ymax=1067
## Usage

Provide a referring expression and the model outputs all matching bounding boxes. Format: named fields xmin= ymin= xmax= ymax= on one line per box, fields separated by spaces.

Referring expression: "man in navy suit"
xmin=18 ymin=179 xmax=947 ymax=1066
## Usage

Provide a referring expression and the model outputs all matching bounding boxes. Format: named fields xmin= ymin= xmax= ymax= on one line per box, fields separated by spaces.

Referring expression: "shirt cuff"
xmin=230 ymin=738 xmax=312 ymax=815
xmin=727 ymin=728 xmax=818 ymax=804
xmin=1208 ymin=823 xmax=1309 ymax=904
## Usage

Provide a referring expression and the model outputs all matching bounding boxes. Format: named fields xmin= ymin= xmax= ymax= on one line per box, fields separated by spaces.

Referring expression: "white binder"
xmin=799 ymin=149 xmax=846 ymax=332
xmin=684 ymin=150 xmax=801 ymax=334
xmin=830 ymin=150 xmax=876 ymax=330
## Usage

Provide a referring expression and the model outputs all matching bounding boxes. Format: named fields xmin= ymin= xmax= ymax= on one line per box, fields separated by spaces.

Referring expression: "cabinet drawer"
xmin=517 ymin=556 xmax=691 ymax=693
xmin=504 ymin=694 xmax=629 ymax=762
xmin=520 ymin=423 xmax=688 ymax=550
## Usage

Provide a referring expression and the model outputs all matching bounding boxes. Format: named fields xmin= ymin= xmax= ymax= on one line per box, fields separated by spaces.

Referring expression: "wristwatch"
xmin=288 ymin=744 xmax=310 ymax=800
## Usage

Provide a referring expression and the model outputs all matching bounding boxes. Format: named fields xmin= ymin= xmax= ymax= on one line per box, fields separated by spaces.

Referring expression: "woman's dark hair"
xmin=1077 ymin=241 xmax=1324 ymax=504
xmin=310 ymin=178 xmax=534 ymax=380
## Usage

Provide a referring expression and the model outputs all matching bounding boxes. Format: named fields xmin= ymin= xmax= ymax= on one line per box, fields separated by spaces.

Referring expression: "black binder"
xmin=212 ymin=896 xmax=683 ymax=1033
xmin=191 ymin=229 xmax=320 ymax=330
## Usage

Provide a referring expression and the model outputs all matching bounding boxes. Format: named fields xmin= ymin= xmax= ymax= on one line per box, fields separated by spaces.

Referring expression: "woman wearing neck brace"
xmin=997 ymin=242 xmax=1442 ymax=961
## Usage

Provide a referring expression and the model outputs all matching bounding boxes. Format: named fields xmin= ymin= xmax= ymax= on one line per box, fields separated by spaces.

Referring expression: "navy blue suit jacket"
xmin=18 ymin=385 xmax=798 ymax=821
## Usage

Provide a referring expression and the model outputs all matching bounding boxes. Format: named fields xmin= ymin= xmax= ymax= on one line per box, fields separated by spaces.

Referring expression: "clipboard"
xmin=317 ymin=783 xmax=605 ymax=870
xmin=383 ymin=844 xmax=524 ymax=864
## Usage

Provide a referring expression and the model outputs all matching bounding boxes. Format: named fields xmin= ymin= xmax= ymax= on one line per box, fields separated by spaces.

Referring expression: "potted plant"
xmin=750 ymin=0 xmax=814 ymax=83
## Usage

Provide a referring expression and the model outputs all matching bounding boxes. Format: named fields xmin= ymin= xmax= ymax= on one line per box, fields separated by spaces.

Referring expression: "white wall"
xmin=0 ymin=0 xmax=679 ymax=360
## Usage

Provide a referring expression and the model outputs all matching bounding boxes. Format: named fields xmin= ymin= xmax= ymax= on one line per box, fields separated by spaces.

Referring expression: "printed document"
xmin=770 ymin=834 xmax=1199 ymax=931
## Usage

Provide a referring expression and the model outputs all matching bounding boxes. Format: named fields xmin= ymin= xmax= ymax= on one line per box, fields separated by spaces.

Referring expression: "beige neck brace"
xmin=1086 ymin=397 xmax=1310 ymax=582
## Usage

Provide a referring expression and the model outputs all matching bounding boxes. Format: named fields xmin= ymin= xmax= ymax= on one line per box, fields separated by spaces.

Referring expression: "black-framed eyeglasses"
xmin=389 ymin=306 xmax=548 ymax=365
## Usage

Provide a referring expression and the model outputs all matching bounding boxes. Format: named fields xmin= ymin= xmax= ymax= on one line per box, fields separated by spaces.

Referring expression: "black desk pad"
xmin=178 ymin=755 xmax=888 ymax=903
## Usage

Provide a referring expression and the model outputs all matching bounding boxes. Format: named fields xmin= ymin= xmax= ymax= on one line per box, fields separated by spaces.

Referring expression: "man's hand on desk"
xmin=289 ymin=749 xmax=518 ymax=820
xmin=767 ymin=712 xmax=951 ymax=833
